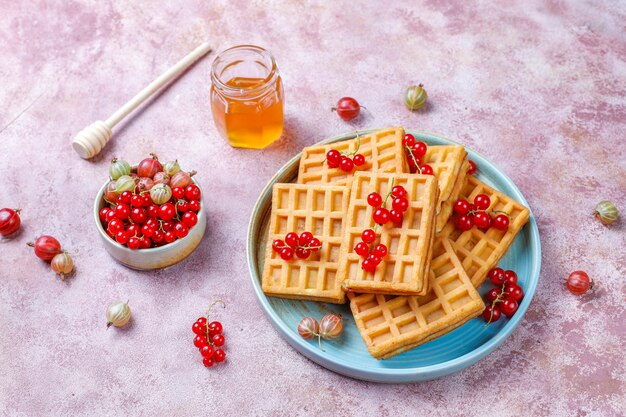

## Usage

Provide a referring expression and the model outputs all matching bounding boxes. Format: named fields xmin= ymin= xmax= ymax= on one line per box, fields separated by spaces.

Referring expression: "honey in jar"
xmin=210 ymin=45 xmax=284 ymax=149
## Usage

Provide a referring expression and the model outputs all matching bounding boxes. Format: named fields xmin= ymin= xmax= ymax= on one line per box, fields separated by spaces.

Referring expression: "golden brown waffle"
xmin=436 ymin=158 xmax=470 ymax=233
xmin=348 ymin=237 xmax=485 ymax=359
xmin=262 ymin=183 xmax=349 ymax=304
xmin=439 ymin=176 xmax=531 ymax=287
xmin=338 ymin=172 xmax=438 ymax=296
xmin=297 ymin=127 xmax=409 ymax=187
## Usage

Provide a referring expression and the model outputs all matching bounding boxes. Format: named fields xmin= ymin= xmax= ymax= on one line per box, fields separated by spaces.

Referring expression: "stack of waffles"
xmin=261 ymin=127 xmax=530 ymax=359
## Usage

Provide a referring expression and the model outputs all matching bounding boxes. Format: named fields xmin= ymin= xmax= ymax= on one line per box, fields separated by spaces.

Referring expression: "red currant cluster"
xmin=325 ymin=133 xmax=365 ymax=172
xmin=272 ymin=231 xmax=321 ymax=260
xmin=453 ymin=194 xmax=510 ymax=232
xmin=100 ymin=184 xmax=200 ymax=249
xmin=368 ymin=184 xmax=409 ymax=225
xmin=192 ymin=303 xmax=226 ymax=368
xmin=355 ymin=229 xmax=388 ymax=272
xmin=402 ymin=134 xmax=433 ymax=175
xmin=482 ymin=268 xmax=525 ymax=323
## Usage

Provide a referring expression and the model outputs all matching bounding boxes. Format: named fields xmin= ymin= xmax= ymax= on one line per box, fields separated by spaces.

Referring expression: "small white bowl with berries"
xmin=94 ymin=154 xmax=206 ymax=270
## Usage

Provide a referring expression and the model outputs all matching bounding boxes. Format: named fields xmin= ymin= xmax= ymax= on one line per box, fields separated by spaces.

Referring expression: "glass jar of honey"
xmin=210 ymin=45 xmax=284 ymax=149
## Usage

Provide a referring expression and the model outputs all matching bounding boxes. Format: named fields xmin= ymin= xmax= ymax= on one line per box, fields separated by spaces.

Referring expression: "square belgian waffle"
xmin=348 ymin=237 xmax=485 ymax=359
xmin=262 ymin=183 xmax=349 ymax=304
xmin=439 ymin=176 xmax=531 ymax=287
xmin=436 ymin=158 xmax=470 ymax=233
xmin=297 ymin=127 xmax=409 ymax=187
xmin=339 ymin=172 xmax=438 ymax=296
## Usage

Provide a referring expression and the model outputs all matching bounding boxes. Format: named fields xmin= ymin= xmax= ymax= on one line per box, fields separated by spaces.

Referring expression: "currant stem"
xmin=405 ymin=145 xmax=421 ymax=173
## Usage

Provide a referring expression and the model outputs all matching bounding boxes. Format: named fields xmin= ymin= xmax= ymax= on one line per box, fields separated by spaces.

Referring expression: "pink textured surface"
xmin=1 ymin=1 xmax=625 ymax=415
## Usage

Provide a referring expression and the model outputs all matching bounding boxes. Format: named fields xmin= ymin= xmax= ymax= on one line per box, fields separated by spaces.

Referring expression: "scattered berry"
xmin=566 ymin=271 xmax=593 ymax=295
xmin=483 ymin=304 xmax=502 ymax=323
xmin=503 ymin=270 xmax=518 ymax=285
xmin=367 ymin=192 xmax=382 ymax=207
xmin=493 ymin=214 xmax=510 ymax=231
xmin=332 ymin=97 xmax=362 ymax=121
xmin=192 ymin=301 xmax=226 ymax=369
xmin=353 ymin=154 xmax=365 ymax=166
xmin=273 ymin=231 xmax=322 ymax=260
xmin=488 ymin=267 xmax=506 ymax=286
xmin=501 ymin=297 xmax=519 ymax=318
xmin=467 ymin=160 xmax=477 ymax=175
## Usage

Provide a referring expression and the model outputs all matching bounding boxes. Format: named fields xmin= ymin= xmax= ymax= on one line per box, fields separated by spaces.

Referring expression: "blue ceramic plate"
xmin=247 ymin=129 xmax=540 ymax=383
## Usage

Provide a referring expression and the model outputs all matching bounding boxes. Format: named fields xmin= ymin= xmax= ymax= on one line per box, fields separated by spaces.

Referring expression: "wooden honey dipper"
xmin=72 ymin=42 xmax=212 ymax=159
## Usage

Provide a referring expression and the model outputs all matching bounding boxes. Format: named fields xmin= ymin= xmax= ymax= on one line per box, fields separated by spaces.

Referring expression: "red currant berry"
xmin=285 ymin=232 xmax=299 ymax=248
xmin=392 ymin=197 xmax=409 ymax=212
xmin=473 ymin=194 xmax=491 ymax=210
xmin=367 ymin=192 xmax=382 ymax=207
xmin=115 ymin=230 xmax=130 ymax=245
xmin=373 ymin=244 xmax=388 ymax=257
xmin=340 ymin=156 xmax=354 ymax=172
xmin=486 ymin=288 xmax=503 ymax=303
xmin=326 ymin=149 xmax=341 ymax=168
xmin=196 ymin=317 xmax=207 ymax=326
xmin=159 ymin=203 xmax=176 ymax=221
xmin=361 ymin=229 xmax=376 ymax=244
xmin=407 ymin=158 xmax=418 ymax=172
xmin=192 ymin=321 xmax=205 ymax=335
xmin=162 ymin=221 xmax=174 ymax=232
xmin=107 ymin=218 xmax=124 ymax=234
xmin=474 ymin=211 xmax=492 ymax=229
xmin=213 ymin=349 xmax=226 ymax=363
xmin=119 ymin=191 xmax=132 ymax=204
xmin=353 ymin=154 xmax=365 ymax=166
xmin=152 ymin=229 xmax=164 ymax=243
xmin=483 ymin=304 xmax=501 ymax=323
xmin=185 ymin=185 xmax=201 ymax=201
xmin=200 ymin=344 xmax=215 ymax=358
xmin=181 ymin=212 xmax=198 ymax=228
xmin=373 ymin=208 xmax=390 ymax=225
xmin=280 ymin=247 xmax=294 ymax=260
xmin=453 ymin=199 xmax=471 ymax=215
xmin=295 ymin=247 xmax=311 ymax=259
xmin=188 ymin=200 xmax=201 ymax=212
xmin=402 ymin=134 xmax=416 ymax=147
xmin=127 ymin=237 xmax=141 ymax=250
xmin=412 ymin=142 xmax=427 ymax=158
xmin=106 ymin=209 xmax=117 ymax=223
xmin=114 ymin=204 xmax=130 ymax=220
xmin=299 ymin=232 xmax=313 ymax=245
xmin=147 ymin=204 xmax=159 ymax=218
xmin=140 ymin=237 xmax=151 ymax=249
xmin=361 ymin=258 xmax=376 ymax=272
xmin=99 ymin=208 xmax=111 ymax=222
xmin=212 ymin=334 xmax=225 ymax=347
xmin=389 ymin=209 xmax=403 ymax=224
xmin=505 ymin=284 xmax=524 ymax=302
xmin=493 ymin=214 xmax=510 ymax=231
xmin=391 ymin=185 xmax=407 ymax=198
xmin=194 ymin=335 xmax=207 ymax=348
xmin=272 ymin=239 xmax=284 ymax=252
xmin=419 ymin=164 xmax=433 ymax=175
xmin=130 ymin=194 xmax=145 ymax=208
xmin=208 ymin=321 xmax=223 ymax=337
xmin=467 ymin=160 xmax=477 ymax=175
xmin=309 ymin=238 xmax=321 ymax=250
xmin=130 ymin=207 xmax=147 ymax=224
xmin=504 ymin=270 xmax=518 ymax=285
xmin=164 ymin=231 xmax=176 ymax=243
xmin=501 ymin=297 xmax=519 ymax=318
xmin=172 ymin=186 xmax=185 ymax=199
xmin=177 ymin=200 xmax=189 ymax=213
xmin=127 ymin=224 xmax=141 ymax=238
xmin=369 ymin=254 xmax=382 ymax=265
xmin=488 ymin=267 xmax=506 ymax=286
xmin=456 ymin=215 xmax=474 ymax=231
xmin=354 ymin=242 xmax=370 ymax=257
xmin=174 ymin=222 xmax=189 ymax=239
xmin=202 ymin=356 xmax=215 ymax=367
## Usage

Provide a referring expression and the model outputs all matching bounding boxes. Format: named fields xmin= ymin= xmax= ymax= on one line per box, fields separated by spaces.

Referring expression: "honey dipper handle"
xmin=105 ymin=42 xmax=212 ymax=128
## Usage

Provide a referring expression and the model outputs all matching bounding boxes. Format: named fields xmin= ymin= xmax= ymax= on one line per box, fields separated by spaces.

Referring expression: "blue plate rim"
xmin=246 ymin=128 xmax=541 ymax=383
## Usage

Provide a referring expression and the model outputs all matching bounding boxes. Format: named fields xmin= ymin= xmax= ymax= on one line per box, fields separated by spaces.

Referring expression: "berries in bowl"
xmin=94 ymin=154 xmax=206 ymax=270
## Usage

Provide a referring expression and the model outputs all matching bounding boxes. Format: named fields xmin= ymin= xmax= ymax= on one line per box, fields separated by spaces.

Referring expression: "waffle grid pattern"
xmin=421 ymin=145 xmax=467 ymax=209
xmin=262 ymin=184 xmax=349 ymax=303
xmin=297 ymin=127 xmax=409 ymax=187
xmin=348 ymin=237 xmax=485 ymax=359
xmin=440 ymin=176 xmax=531 ymax=287
xmin=339 ymin=172 xmax=438 ymax=295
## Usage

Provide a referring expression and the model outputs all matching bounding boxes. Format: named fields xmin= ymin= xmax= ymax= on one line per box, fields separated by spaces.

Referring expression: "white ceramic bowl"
xmin=94 ymin=179 xmax=206 ymax=270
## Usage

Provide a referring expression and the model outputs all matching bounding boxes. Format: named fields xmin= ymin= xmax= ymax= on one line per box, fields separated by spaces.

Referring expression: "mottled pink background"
xmin=1 ymin=1 xmax=625 ymax=416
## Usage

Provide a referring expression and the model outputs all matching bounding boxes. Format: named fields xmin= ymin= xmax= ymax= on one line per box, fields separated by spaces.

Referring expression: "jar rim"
xmin=210 ymin=45 xmax=278 ymax=95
